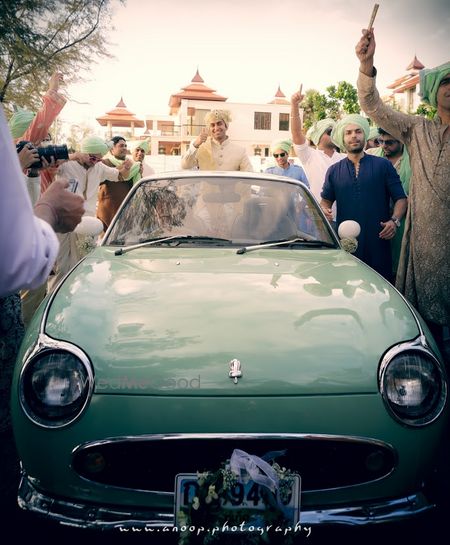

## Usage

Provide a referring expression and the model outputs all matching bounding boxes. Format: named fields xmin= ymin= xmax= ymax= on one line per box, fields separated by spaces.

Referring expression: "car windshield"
xmin=104 ymin=176 xmax=336 ymax=248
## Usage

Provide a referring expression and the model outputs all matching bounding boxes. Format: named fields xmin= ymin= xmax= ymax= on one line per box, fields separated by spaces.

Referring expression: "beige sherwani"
xmin=181 ymin=137 xmax=253 ymax=172
xmin=358 ymin=70 xmax=449 ymax=326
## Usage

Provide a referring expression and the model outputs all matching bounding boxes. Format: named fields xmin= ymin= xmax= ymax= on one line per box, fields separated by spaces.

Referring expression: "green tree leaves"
xmin=0 ymin=0 xmax=122 ymax=110
xmin=302 ymin=81 xmax=360 ymax=130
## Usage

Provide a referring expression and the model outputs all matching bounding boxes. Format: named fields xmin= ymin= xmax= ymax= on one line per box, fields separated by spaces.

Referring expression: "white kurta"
xmin=293 ymin=142 xmax=345 ymax=201
xmin=56 ymin=161 xmax=120 ymax=217
xmin=48 ymin=161 xmax=121 ymax=293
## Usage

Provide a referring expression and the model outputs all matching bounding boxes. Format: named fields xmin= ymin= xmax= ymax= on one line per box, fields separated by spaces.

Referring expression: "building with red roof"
xmin=96 ymin=97 xmax=144 ymax=138
xmin=385 ymin=56 xmax=425 ymax=113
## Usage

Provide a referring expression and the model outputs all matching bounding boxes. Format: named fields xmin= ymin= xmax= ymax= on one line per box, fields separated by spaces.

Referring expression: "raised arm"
xmin=290 ymin=90 xmax=305 ymax=146
xmin=355 ymin=29 xmax=417 ymax=143
xmin=355 ymin=28 xmax=376 ymax=77
xmin=21 ymin=71 xmax=67 ymax=146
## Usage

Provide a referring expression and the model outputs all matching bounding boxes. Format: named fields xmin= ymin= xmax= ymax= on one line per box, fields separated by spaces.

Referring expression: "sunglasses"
xmin=273 ymin=152 xmax=287 ymax=158
xmin=377 ymin=139 xmax=398 ymax=146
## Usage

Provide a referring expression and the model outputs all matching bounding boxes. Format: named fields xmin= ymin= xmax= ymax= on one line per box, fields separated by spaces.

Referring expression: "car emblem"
xmin=229 ymin=359 xmax=242 ymax=384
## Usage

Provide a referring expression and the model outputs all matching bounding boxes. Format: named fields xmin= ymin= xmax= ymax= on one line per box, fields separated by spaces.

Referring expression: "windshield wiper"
xmin=114 ymin=235 xmax=231 ymax=255
xmin=236 ymin=237 xmax=335 ymax=255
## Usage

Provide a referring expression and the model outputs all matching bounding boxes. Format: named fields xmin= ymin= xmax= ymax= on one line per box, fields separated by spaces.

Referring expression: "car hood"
xmin=44 ymin=247 xmax=419 ymax=396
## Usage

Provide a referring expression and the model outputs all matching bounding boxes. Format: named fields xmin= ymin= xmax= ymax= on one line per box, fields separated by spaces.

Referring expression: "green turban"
xmin=307 ymin=118 xmax=335 ymax=146
xmin=81 ymin=136 xmax=109 ymax=155
xmin=270 ymin=138 xmax=292 ymax=154
xmin=130 ymin=139 xmax=150 ymax=153
xmin=331 ymin=114 xmax=370 ymax=151
xmin=9 ymin=108 xmax=36 ymax=139
xmin=419 ymin=61 xmax=450 ymax=108
xmin=367 ymin=126 xmax=379 ymax=142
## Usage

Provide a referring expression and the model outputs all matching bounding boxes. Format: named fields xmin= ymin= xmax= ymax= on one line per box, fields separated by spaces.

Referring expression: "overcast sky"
xmin=60 ymin=0 xmax=450 ymax=131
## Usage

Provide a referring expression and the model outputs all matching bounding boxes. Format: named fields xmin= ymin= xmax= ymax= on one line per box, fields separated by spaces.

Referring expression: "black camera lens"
xmin=16 ymin=141 xmax=69 ymax=169
xmin=34 ymin=144 xmax=69 ymax=169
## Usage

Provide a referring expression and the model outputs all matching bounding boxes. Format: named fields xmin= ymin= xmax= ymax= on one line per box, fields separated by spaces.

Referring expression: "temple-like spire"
xmin=192 ymin=68 xmax=204 ymax=83
xmin=406 ymin=55 xmax=425 ymax=72
xmin=116 ymin=97 xmax=127 ymax=108
xmin=269 ymin=85 xmax=289 ymax=104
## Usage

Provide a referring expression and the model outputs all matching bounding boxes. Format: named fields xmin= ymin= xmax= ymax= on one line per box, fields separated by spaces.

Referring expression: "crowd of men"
xmin=1 ymin=28 xmax=449 ymax=439
xmin=0 ymin=26 xmax=449 ymax=531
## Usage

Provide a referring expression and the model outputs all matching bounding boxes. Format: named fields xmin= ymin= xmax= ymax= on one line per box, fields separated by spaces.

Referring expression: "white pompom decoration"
xmin=338 ymin=220 xmax=361 ymax=239
xmin=74 ymin=216 xmax=104 ymax=236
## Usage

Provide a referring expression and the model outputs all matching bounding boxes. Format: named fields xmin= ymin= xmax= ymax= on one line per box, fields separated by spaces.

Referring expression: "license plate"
xmin=174 ymin=473 xmax=301 ymax=528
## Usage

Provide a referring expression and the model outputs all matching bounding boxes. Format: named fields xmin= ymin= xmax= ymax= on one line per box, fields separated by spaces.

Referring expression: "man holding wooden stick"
xmin=355 ymin=24 xmax=450 ymax=360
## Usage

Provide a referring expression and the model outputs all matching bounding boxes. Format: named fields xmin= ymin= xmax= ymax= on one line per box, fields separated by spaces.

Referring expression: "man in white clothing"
xmin=49 ymin=136 xmax=131 ymax=290
xmin=129 ymin=140 xmax=155 ymax=178
xmin=290 ymin=91 xmax=345 ymax=202
xmin=181 ymin=109 xmax=253 ymax=172
xmin=0 ymin=105 xmax=84 ymax=298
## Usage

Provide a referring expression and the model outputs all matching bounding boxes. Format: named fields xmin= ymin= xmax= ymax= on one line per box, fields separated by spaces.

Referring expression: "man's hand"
xmin=48 ymin=71 xmax=64 ymax=92
xmin=194 ymin=128 xmax=208 ymax=148
xmin=355 ymin=29 xmax=376 ymax=76
xmin=117 ymin=158 xmax=132 ymax=180
xmin=34 ymin=179 xmax=84 ymax=233
xmin=69 ymin=152 xmax=90 ymax=165
xmin=18 ymin=143 xmax=39 ymax=170
xmin=40 ymin=156 xmax=64 ymax=176
xmin=320 ymin=198 xmax=334 ymax=222
xmin=379 ymin=220 xmax=396 ymax=240
xmin=291 ymin=90 xmax=304 ymax=107
xmin=121 ymin=158 xmax=133 ymax=172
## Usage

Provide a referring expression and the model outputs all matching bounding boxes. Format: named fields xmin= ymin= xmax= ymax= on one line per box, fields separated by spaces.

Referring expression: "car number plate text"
xmin=174 ymin=473 xmax=301 ymax=529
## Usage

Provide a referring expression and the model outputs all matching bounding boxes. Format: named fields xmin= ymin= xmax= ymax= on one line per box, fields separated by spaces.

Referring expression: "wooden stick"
xmin=299 ymin=83 xmax=303 ymax=95
xmin=368 ymin=3 xmax=379 ymax=30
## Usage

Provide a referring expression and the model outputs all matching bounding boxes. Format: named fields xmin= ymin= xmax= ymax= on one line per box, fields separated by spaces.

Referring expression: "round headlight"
xmin=19 ymin=345 xmax=93 ymax=428
xmin=380 ymin=345 xmax=447 ymax=427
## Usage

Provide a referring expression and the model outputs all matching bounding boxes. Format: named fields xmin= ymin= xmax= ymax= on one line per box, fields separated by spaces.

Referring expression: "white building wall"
xmin=179 ymin=99 xmax=292 ymax=157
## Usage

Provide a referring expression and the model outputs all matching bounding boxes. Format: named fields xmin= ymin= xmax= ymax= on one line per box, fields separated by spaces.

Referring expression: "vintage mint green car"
xmin=11 ymin=172 xmax=448 ymax=531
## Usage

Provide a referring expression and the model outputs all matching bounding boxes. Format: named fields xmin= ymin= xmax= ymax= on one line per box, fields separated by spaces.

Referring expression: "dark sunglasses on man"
xmin=377 ymin=139 xmax=399 ymax=146
xmin=273 ymin=152 xmax=287 ymax=158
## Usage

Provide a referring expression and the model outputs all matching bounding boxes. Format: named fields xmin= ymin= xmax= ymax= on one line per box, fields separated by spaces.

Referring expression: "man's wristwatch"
xmin=390 ymin=216 xmax=401 ymax=228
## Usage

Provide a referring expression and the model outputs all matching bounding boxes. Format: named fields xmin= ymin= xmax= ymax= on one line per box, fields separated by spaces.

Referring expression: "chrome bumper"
xmin=18 ymin=473 xmax=434 ymax=530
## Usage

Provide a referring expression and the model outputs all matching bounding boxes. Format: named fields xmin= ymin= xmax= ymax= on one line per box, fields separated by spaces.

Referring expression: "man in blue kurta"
xmin=265 ymin=138 xmax=309 ymax=186
xmin=320 ymin=114 xmax=407 ymax=280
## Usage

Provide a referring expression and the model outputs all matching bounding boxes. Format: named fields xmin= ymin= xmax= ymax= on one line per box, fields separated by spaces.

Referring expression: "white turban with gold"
xmin=204 ymin=109 xmax=232 ymax=127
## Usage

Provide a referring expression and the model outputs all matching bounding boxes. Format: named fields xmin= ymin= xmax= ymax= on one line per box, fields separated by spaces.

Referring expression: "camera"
xmin=16 ymin=140 xmax=69 ymax=169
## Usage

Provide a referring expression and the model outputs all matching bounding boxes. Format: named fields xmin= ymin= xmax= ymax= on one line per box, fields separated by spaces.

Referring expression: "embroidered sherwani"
xmin=358 ymin=70 xmax=450 ymax=326
xmin=181 ymin=137 xmax=253 ymax=171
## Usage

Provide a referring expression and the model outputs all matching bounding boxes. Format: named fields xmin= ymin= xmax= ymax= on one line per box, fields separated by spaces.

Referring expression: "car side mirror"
xmin=338 ymin=220 xmax=360 ymax=254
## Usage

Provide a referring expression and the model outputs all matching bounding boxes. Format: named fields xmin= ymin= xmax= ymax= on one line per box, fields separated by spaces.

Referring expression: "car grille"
xmin=72 ymin=435 xmax=396 ymax=493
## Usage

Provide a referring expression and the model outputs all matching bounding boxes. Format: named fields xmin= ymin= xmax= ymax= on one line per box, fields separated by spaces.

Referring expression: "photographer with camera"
xmin=14 ymin=138 xmax=74 ymax=323
xmin=16 ymin=140 xmax=68 ymax=206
